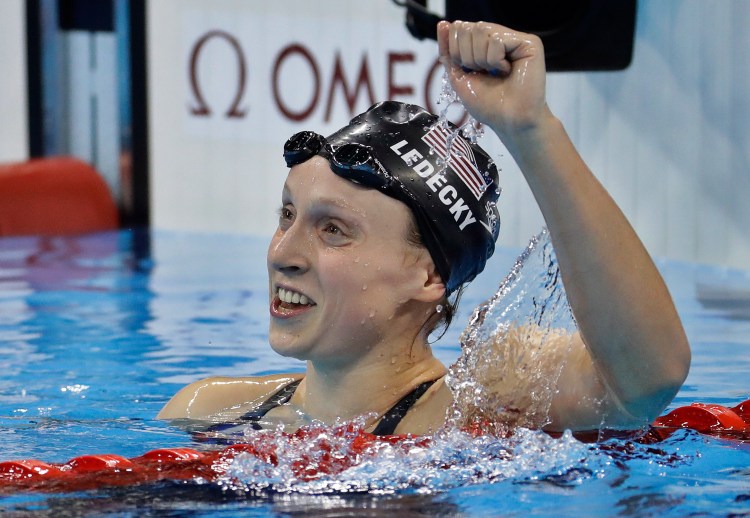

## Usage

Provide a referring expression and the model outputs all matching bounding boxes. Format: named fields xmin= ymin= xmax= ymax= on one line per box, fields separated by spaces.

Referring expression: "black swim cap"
xmin=283 ymin=101 xmax=501 ymax=294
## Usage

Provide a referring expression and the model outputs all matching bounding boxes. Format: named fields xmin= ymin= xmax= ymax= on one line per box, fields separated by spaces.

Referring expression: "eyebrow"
xmin=282 ymin=183 xmax=358 ymax=212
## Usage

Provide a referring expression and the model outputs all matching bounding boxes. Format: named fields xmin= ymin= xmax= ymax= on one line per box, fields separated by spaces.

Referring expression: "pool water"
xmin=1 ymin=229 xmax=749 ymax=516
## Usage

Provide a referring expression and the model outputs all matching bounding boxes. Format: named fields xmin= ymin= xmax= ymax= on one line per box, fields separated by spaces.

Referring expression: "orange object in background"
xmin=0 ymin=157 xmax=118 ymax=236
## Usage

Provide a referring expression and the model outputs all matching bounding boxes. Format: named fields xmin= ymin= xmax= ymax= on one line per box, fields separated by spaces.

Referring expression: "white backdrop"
xmin=148 ymin=0 xmax=462 ymax=238
xmin=147 ymin=0 xmax=750 ymax=270
xmin=0 ymin=0 xmax=29 ymax=163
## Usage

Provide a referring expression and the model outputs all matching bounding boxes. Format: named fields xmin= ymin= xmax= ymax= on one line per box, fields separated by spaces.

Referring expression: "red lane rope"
xmin=2 ymin=399 xmax=748 ymax=493
xmin=0 ymin=424 xmax=424 ymax=493
xmin=650 ymin=399 xmax=750 ymax=441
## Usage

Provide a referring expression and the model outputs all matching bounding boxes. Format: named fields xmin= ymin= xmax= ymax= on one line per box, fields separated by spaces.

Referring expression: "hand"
xmin=437 ymin=20 xmax=549 ymax=138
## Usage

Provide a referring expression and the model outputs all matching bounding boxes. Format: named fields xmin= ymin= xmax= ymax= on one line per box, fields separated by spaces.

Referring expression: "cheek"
xmin=343 ymin=255 xmax=417 ymax=311
xmin=318 ymin=254 xmax=369 ymax=303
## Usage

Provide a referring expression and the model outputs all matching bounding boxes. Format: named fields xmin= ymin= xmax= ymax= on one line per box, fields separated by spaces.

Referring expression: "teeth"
xmin=278 ymin=288 xmax=311 ymax=305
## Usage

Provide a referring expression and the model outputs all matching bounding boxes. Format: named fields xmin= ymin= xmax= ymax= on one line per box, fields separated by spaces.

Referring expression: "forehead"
xmin=283 ymin=157 xmax=413 ymax=222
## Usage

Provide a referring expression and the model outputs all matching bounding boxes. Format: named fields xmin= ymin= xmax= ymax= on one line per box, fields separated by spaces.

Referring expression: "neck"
xmin=297 ymin=343 xmax=446 ymax=424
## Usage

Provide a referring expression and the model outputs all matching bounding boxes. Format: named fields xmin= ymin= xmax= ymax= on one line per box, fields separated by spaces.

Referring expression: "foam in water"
xmin=213 ymin=417 xmax=695 ymax=497
xmin=216 ymin=419 xmax=595 ymax=495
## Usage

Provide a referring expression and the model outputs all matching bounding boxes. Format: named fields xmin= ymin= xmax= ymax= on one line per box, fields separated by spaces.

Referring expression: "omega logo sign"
xmin=187 ymin=30 xmax=466 ymax=124
xmin=188 ymin=30 xmax=248 ymax=119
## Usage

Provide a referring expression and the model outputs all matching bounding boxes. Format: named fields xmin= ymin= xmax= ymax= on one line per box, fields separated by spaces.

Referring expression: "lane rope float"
xmin=1 ymin=399 xmax=748 ymax=493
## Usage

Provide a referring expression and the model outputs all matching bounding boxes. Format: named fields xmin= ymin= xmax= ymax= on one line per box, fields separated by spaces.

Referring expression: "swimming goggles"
xmin=283 ymin=130 xmax=449 ymax=282
xmin=284 ymin=131 xmax=402 ymax=192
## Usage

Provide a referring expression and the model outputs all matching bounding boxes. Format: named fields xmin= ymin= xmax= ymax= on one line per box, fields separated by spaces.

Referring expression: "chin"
xmin=268 ymin=332 xmax=310 ymax=361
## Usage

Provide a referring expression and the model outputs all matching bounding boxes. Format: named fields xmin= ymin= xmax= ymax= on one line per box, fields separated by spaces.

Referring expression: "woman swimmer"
xmin=158 ymin=21 xmax=691 ymax=435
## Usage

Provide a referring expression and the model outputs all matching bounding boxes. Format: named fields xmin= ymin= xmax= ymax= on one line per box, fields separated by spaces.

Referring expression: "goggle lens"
xmin=330 ymin=143 xmax=388 ymax=189
xmin=285 ymin=133 xmax=391 ymax=191
xmin=283 ymin=131 xmax=327 ymax=167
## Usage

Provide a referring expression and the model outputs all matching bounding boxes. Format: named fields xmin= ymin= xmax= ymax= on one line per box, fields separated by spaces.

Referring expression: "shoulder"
xmin=157 ymin=373 xmax=303 ymax=420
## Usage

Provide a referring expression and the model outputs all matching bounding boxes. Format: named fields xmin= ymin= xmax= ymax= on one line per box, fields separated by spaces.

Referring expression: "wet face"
xmin=267 ymin=157 xmax=441 ymax=366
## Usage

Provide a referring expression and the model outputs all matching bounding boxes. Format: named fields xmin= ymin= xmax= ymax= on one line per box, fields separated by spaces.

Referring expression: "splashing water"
xmin=435 ymin=72 xmax=484 ymax=144
xmin=214 ymin=418 xmax=599 ymax=496
xmin=430 ymin=72 xmax=488 ymax=171
xmin=209 ymin=415 xmax=693 ymax=497
xmin=432 ymin=72 xmax=571 ymax=431
xmin=447 ymin=230 xmax=579 ymax=434
xmin=430 ymin=72 xmax=502 ymax=236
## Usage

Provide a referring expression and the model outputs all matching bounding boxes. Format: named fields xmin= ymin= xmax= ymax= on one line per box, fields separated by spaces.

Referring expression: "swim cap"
xmin=283 ymin=101 xmax=501 ymax=294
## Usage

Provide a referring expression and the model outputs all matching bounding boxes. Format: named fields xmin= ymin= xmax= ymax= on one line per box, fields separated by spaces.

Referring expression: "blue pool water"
xmin=1 ymin=229 xmax=749 ymax=516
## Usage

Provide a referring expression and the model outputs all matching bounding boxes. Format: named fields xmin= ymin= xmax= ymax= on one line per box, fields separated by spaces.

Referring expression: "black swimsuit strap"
xmin=240 ymin=378 xmax=303 ymax=428
xmin=202 ymin=377 xmax=436 ymax=436
xmin=370 ymin=379 xmax=438 ymax=436
xmin=202 ymin=378 xmax=302 ymax=433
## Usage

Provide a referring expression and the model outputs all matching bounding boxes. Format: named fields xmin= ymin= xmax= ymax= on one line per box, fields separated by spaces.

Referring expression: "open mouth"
xmin=275 ymin=287 xmax=316 ymax=311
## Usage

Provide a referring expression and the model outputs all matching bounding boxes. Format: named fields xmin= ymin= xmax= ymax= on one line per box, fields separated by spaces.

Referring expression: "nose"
xmin=267 ymin=220 xmax=311 ymax=276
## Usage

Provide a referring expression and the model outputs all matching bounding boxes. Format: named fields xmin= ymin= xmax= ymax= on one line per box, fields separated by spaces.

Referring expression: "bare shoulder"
xmin=480 ymin=324 xmax=639 ymax=431
xmin=157 ymin=373 xmax=303 ymax=420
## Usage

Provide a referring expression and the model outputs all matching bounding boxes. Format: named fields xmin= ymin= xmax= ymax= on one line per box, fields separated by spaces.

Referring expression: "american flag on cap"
xmin=421 ymin=124 xmax=490 ymax=201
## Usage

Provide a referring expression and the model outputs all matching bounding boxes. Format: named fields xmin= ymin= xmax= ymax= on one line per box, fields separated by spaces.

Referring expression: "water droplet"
xmin=362 ymin=285 xmax=368 ymax=291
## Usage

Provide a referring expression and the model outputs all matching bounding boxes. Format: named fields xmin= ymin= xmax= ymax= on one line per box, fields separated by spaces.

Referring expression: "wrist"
xmin=491 ymin=104 xmax=560 ymax=154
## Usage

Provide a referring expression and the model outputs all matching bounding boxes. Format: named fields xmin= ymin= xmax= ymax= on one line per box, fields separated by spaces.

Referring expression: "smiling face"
xmin=267 ymin=157 xmax=445 ymax=367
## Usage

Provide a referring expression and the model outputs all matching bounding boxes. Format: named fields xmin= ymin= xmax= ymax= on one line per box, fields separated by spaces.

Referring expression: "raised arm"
xmin=437 ymin=20 xmax=690 ymax=428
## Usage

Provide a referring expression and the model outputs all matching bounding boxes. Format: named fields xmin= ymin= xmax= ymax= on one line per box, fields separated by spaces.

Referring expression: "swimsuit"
xmin=202 ymin=378 xmax=437 ymax=436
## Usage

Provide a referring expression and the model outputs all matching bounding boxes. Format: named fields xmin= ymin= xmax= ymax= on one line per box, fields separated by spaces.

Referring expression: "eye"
xmin=277 ymin=205 xmax=295 ymax=230
xmin=319 ymin=219 xmax=351 ymax=245
xmin=323 ymin=222 xmax=342 ymax=235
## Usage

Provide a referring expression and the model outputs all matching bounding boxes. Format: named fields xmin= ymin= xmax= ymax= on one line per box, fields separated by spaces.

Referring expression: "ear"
xmin=412 ymin=260 xmax=446 ymax=303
